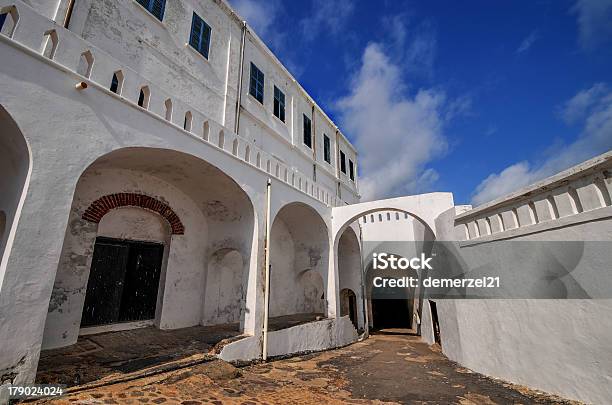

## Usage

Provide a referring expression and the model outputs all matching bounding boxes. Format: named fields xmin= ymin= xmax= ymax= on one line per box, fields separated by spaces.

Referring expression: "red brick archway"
xmin=82 ymin=193 xmax=185 ymax=235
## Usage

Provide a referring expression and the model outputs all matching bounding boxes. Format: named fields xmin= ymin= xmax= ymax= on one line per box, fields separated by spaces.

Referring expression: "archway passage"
xmin=340 ymin=208 xmax=437 ymax=334
xmin=0 ymin=105 xmax=30 ymax=275
xmin=269 ymin=202 xmax=329 ymax=329
xmin=37 ymin=147 xmax=255 ymax=386
xmin=337 ymin=226 xmax=363 ymax=331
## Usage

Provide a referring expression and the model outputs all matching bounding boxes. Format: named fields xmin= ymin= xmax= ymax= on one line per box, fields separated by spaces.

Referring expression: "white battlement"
xmin=454 ymin=151 xmax=612 ymax=242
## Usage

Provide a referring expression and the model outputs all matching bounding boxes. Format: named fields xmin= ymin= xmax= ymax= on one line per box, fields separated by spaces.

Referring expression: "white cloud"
xmin=571 ymin=0 xmax=612 ymax=50
xmin=300 ymin=0 xmax=354 ymax=42
xmin=230 ymin=0 xmax=281 ymax=38
xmin=471 ymin=83 xmax=612 ymax=206
xmin=384 ymin=15 xmax=437 ymax=77
xmin=559 ymin=82 xmax=608 ymax=124
xmin=336 ymin=43 xmax=454 ymax=200
xmin=516 ymin=31 xmax=539 ymax=54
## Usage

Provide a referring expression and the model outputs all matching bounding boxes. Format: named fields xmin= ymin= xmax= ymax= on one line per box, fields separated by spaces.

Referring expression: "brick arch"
xmin=82 ymin=193 xmax=185 ymax=235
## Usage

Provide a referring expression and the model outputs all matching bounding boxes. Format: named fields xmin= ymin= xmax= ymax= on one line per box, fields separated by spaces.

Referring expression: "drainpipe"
xmin=262 ymin=178 xmax=272 ymax=360
xmin=358 ymin=222 xmax=369 ymax=339
xmin=311 ymin=105 xmax=316 ymax=181
xmin=63 ymin=0 xmax=76 ymax=28
xmin=335 ymin=130 xmax=341 ymax=201
xmin=234 ymin=21 xmax=247 ymax=135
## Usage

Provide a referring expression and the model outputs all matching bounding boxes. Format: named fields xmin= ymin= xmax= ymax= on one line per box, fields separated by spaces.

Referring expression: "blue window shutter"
xmin=136 ymin=0 xmax=149 ymax=9
xmin=0 ymin=13 xmax=7 ymax=31
xmin=190 ymin=14 xmax=202 ymax=49
xmin=201 ymin=23 xmax=211 ymax=58
xmin=151 ymin=0 xmax=166 ymax=21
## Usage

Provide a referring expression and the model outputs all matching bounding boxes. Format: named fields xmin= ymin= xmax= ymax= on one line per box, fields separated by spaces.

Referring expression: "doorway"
xmin=81 ymin=237 xmax=164 ymax=327
xmin=341 ymin=289 xmax=358 ymax=329
xmin=429 ymin=300 xmax=441 ymax=344
xmin=371 ymin=298 xmax=412 ymax=329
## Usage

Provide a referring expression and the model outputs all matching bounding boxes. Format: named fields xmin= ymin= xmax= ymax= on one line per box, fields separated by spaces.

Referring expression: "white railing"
xmin=0 ymin=0 xmax=340 ymax=207
xmin=454 ymin=152 xmax=612 ymax=241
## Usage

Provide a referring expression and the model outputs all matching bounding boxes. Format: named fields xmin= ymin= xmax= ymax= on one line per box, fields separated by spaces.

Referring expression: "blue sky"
xmin=229 ymin=0 xmax=612 ymax=205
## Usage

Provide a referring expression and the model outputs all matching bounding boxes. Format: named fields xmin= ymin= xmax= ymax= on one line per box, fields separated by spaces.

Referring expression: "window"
xmin=349 ymin=159 xmax=355 ymax=181
xmin=303 ymin=114 xmax=312 ymax=148
xmin=138 ymin=86 xmax=150 ymax=109
xmin=136 ymin=0 xmax=166 ymax=21
xmin=340 ymin=151 xmax=346 ymax=173
xmin=323 ymin=134 xmax=331 ymax=164
xmin=249 ymin=62 xmax=264 ymax=104
xmin=273 ymin=86 xmax=285 ymax=122
xmin=110 ymin=74 xmax=119 ymax=94
xmin=189 ymin=12 xmax=212 ymax=59
xmin=110 ymin=71 xmax=124 ymax=94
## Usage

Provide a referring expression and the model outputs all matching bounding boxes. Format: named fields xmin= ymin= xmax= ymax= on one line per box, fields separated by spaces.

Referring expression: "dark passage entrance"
xmin=372 ymin=298 xmax=412 ymax=329
xmin=429 ymin=300 xmax=441 ymax=344
xmin=341 ymin=289 xmax=359 ymax=329
xmin=81 ymin=237 xmax=164 ymax=327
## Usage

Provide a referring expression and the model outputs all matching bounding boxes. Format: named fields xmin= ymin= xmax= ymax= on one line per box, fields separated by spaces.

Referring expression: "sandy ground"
xmin=30 ymin=332 xmax=580 ymax=405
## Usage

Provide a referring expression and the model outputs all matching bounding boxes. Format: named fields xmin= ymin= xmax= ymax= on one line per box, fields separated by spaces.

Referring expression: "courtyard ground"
xmin=30 ymin=331 xmax=580 ymax=405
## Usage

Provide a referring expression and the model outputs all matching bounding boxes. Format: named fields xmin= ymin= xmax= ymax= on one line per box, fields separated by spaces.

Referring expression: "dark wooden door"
xmin=119 ymin=242 xmax=164 ymax=322
xmin=81 ymin=237 xmax=164 ymax=327
xmin=81 ymin=241 xmax=129 ymax=327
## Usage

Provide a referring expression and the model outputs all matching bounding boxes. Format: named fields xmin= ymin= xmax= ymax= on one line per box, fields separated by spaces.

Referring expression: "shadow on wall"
xmin=0 ymin=105 xmax=31 ymax=278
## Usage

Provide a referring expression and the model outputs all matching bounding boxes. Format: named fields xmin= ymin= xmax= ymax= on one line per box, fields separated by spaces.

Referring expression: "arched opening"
xmin=338 ymin=227 xmax=362 ymax=331
xmin=77 ymin=50 xmax=94 ymax=78
xmin=110 ymin=70 xmax=124 ymax=95
xmin=218 ymin=130 xmax=224 ymax=148
xmin=39 ymin=148 xmax=255 ymax=385
xmin=0 ymin=106 xmax=31 ymax=277
xmin=202 ymin=121 xmax=210 ymax=141
xmin=138 ymin=86 xmax=150 ymax=109
xmin=232 ymin=138 xmax=239 ymax=156
xmin=340 ymin=288 xmax=358 ymax=329
xmin=336 ymin=208 xmax=435 ymax=334
xmin=164 ymin=98 xmax=173 ymax=121
xmin=269 ymin=202 xmax=329 ymax=326
xmin=42 ymin=29 xmax=58 ymax=59
xmin=0 ymin=6 xmax=19 ymax=38
xmin=184 ymin=111 xmax=192 ymax=132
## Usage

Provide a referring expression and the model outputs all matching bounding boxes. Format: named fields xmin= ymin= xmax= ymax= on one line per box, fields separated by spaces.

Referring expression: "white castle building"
xmin=0 ymin=1 xmax=611 ymax=404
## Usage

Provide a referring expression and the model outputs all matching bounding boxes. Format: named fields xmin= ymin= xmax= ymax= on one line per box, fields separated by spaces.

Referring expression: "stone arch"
xmin=42 ymin=147 xmax=256 ymax=351
xmin=82 ymin=193 xmax=185 ymax=235
xmin=269 ymin=202 xmax=329 ymax=319
xmin=0 ymin=105 xmax=32 ymax=278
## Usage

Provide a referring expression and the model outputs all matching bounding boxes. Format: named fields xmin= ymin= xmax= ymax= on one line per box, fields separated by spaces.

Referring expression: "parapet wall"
xmin=453 ymin=151 xmax=612 ymax=243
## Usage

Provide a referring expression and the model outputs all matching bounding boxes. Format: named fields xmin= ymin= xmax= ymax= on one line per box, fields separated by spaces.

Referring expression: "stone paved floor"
xmin=36 ymin=314 xmax=323 ymax=388
xmin=32 ymin=332 xmax=580 ymax=405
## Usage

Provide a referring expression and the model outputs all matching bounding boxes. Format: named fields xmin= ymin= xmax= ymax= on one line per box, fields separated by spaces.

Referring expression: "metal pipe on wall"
xmin=234 ymin=22 xmax=247 ymax=135
xmin=262 ymin=178 xmax=272 ymax=361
